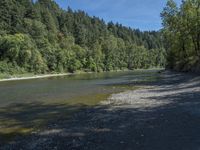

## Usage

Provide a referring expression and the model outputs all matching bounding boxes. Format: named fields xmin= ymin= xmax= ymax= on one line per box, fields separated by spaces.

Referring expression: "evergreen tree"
xmin=0 ymin=0 xmax=166 ymax=75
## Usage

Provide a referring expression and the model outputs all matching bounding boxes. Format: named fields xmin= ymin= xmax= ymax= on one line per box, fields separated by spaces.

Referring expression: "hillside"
xmin=0 ymin=0 xmax=165 ymax=75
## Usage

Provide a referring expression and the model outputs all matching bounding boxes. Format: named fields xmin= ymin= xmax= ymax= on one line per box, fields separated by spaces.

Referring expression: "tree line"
xmin=161 ymin=0 xmax=200 ymax=72
xmin=0 ymin=0 xmax=166 ymax=75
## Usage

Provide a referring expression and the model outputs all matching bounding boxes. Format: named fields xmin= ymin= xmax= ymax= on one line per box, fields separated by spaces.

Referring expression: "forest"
xmin=161 ymin=0 xmax=200 ymax=72
xmin=0 ymin=0 xmax=166 ymax=75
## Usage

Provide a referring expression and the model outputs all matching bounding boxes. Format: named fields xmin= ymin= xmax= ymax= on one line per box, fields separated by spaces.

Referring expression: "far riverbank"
xmin=0 ymin=68 xmax=163 ymax=82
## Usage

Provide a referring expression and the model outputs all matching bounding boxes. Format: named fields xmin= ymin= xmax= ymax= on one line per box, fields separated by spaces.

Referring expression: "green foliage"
xmin=0 ymin=61 xmax=25 ymax=75
xmin=0 ymin=34 xmax=47 ymax=73
xmin=161 ymin=0 xmax=200 ymax=71
xmin=0 ymin=0 xmax=166 ymax=75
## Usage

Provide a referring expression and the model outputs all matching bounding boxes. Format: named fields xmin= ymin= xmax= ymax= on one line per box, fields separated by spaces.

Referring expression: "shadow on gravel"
xmin=0 ymin=103 xmax=86 ymax=145
xmin=1 ymin=71 xmax=200 ymax=150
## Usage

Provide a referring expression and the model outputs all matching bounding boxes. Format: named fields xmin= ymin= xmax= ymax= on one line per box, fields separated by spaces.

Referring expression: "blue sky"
xmin=55 ymin=0 xmax=182 ymax=31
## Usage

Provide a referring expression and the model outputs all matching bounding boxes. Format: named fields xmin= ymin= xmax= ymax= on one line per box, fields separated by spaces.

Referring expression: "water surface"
xmin=0 ymin=70 xmax=161 ymax=107
xmin=0 ymin=70 xmax=161 ymax=141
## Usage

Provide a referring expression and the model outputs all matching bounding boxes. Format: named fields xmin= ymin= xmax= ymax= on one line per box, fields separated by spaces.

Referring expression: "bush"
xmin=0 ymin=61 xmax=25 ymax=75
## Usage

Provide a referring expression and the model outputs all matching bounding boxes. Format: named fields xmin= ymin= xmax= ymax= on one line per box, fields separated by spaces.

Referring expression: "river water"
xmin=0 ymin=70 xmax=161 ymax=107
xmin=0 ymin=70 xmax=162 ymax=142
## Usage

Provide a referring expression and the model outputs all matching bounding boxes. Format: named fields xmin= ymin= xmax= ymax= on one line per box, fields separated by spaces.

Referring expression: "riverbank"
xmin=0 ymin=68 xmax=162 ymax=82
xmin=105 ymin=70 xmax=200 ymax=108
xmin=2 ymin=70 xmax=199 ymax=150
xmin=0 ymin=70 xmax=97 ymax=82
xmin=0 ymin=73 xmax=70 ymax=82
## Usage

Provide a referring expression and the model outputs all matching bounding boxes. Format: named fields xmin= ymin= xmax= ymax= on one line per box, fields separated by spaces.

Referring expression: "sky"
xmin=54 ymin=0 xmax=182 ymax=31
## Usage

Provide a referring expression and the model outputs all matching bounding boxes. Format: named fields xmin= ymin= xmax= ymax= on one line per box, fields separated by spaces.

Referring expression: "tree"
xmin=161 ymin=0 xmax=200 ymax=71
xmin=0 ymin=34 xmax=47 ymax=73
xmin=0 ymin=0 xmax=165 ymax=75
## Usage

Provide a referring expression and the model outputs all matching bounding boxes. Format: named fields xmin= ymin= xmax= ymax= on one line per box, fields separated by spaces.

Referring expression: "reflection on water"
xmin=0 ymin=70 xmax=162 ymax=143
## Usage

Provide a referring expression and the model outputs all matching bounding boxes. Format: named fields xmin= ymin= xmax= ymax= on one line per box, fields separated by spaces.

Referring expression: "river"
xmin=0 ymin=70 xmax=161 ymax=107
xmin=0 ymin=69 xmax=161 ymax=142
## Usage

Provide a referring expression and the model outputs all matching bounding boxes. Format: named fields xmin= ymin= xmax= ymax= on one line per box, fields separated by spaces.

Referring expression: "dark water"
xmin=0 ymin=70 xmax=161 ymax=107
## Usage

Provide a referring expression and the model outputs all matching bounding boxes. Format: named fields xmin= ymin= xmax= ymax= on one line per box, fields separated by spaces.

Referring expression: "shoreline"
xmin=2 ymin=71 xmax=200 ymax=149
xmin=0 ymin=68 xmax=164 ymax=82
xmin=0 ymin=70 xmax=118 ymax=82
xmin=2 ymin=70 xmax=200 ymax=150
xmin=0 ymin=73 xmax=72 ymax=82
